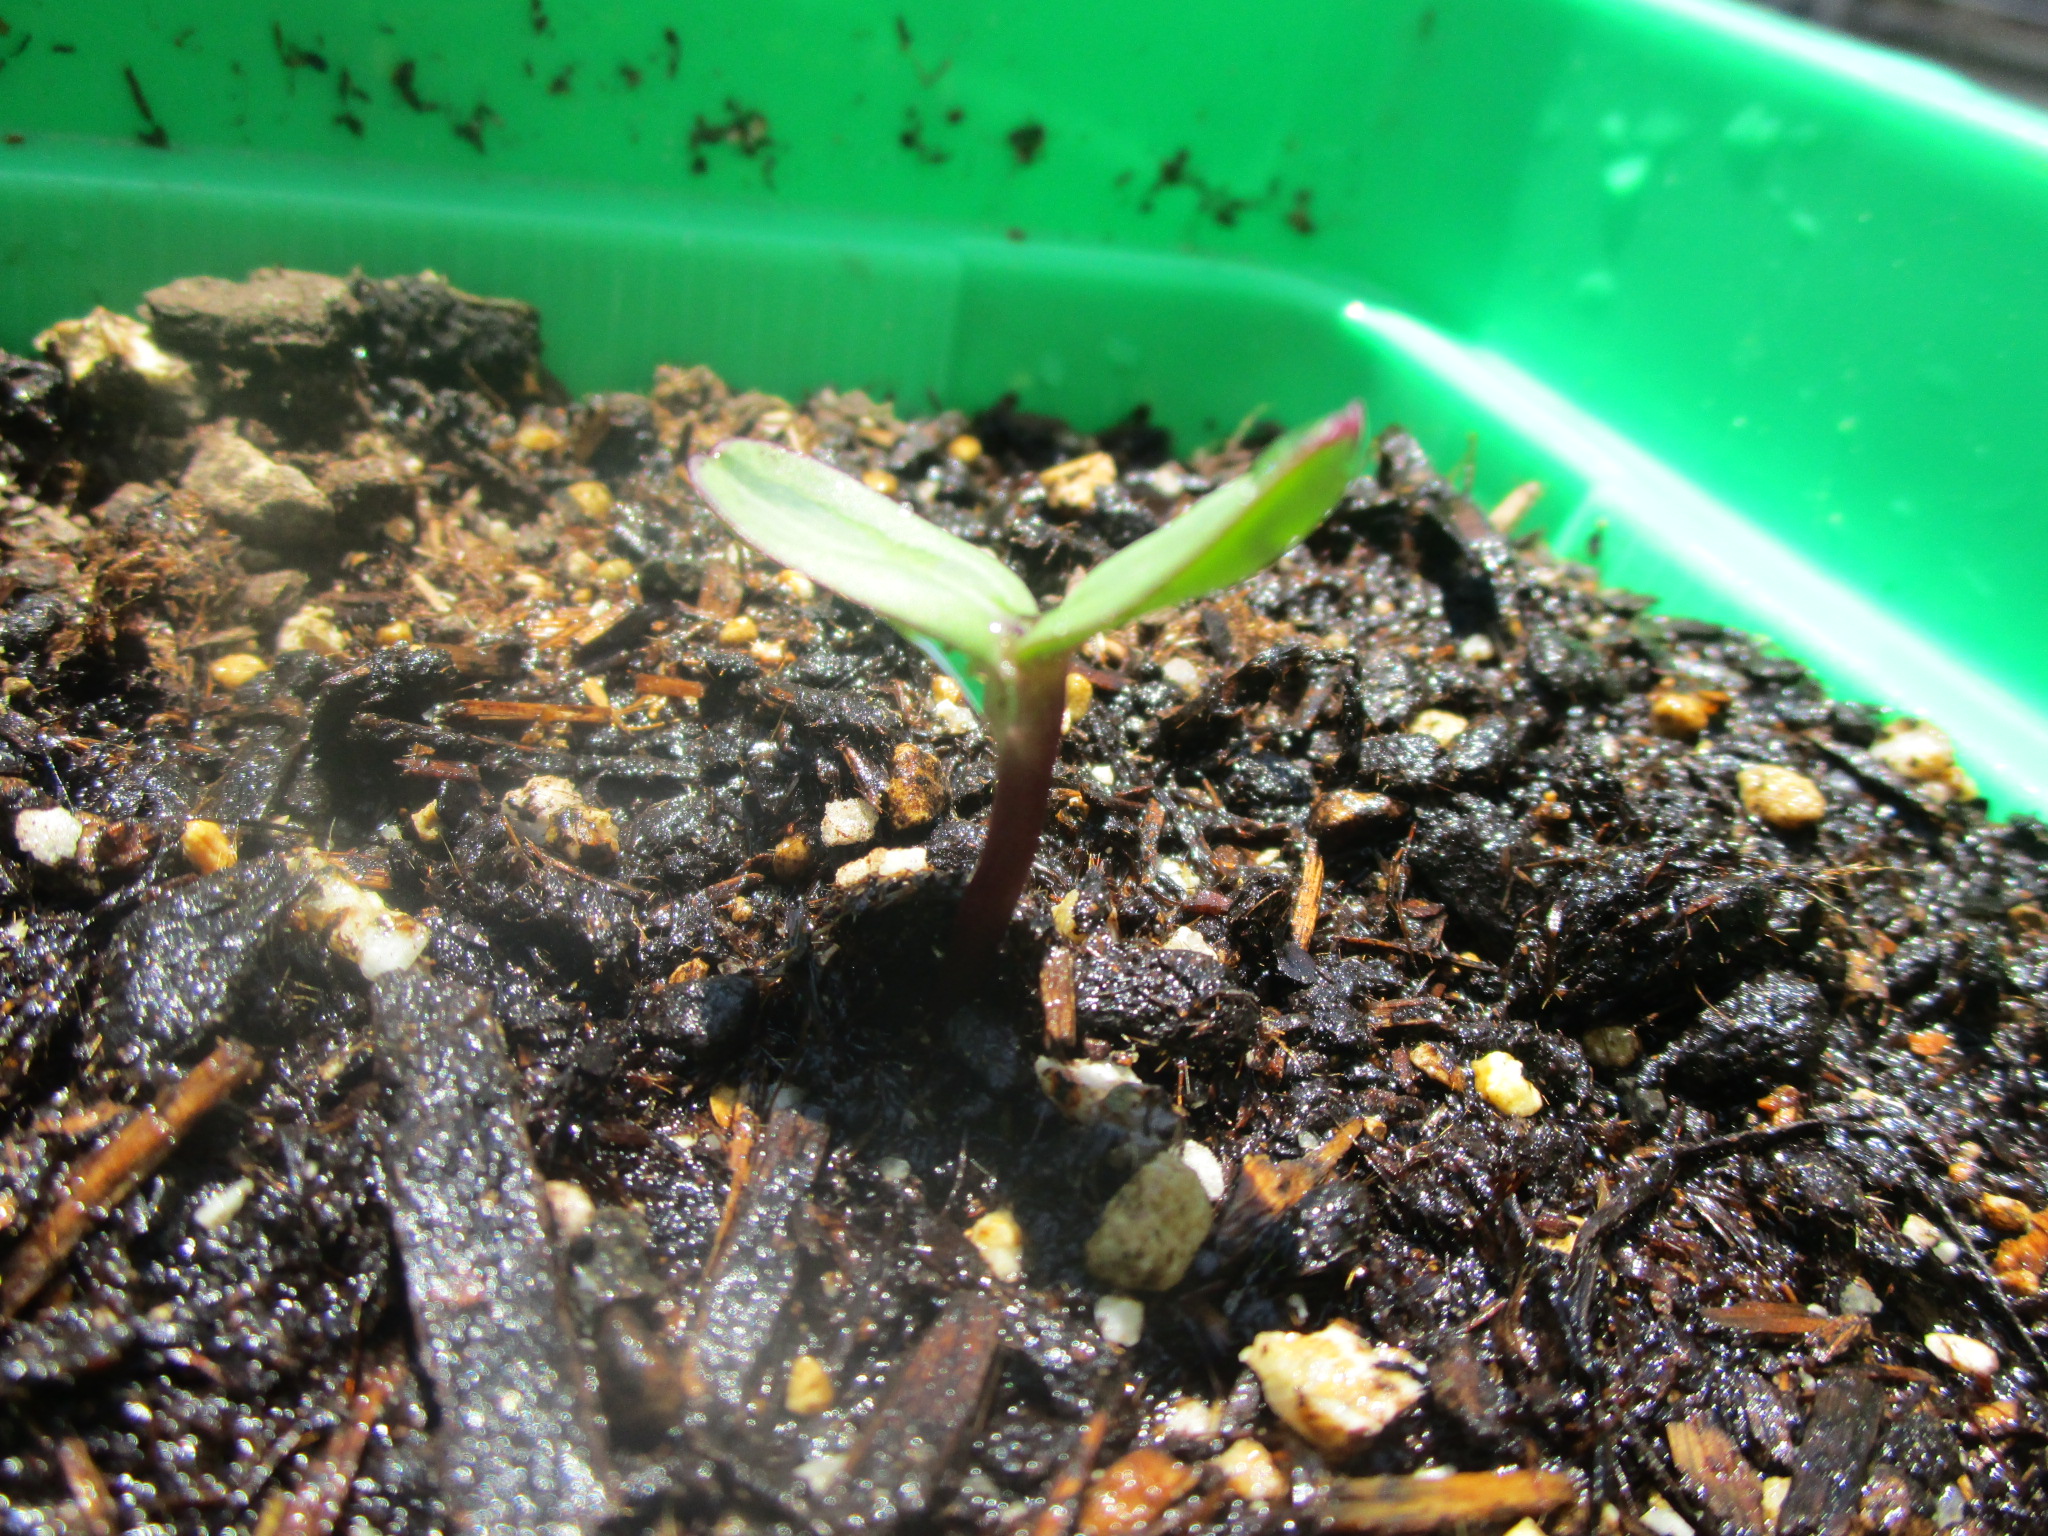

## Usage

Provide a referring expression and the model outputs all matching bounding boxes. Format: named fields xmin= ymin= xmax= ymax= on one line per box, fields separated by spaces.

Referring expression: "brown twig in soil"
xmin=1040 ymin=947 xmax=1078 ymax=1051
xmin=1024 ymin=1403 xmax=1115 ymax=1536
xmin=1290 ymin=836 xmax=1324 ymax=949
xmin=55 ymin=1436 xmax=115 ymax=1536
xmin=254 ymin=1351 xmax=407 ymax=1536
xmin=1 ymin=1038 xmax=261 ymax=1320
xmin=1325 ymin=1467 xmax=1579 ymax=1534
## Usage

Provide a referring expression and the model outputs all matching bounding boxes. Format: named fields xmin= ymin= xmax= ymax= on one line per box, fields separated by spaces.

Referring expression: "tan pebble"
xmin=965 ymin=1208 xmax=1025 ymax=1284
xmin=207 ymin=653 xmax=269 ymax=689
xmin=717 ymin=615 xmax=759 ymax=646
xmin=373 ymin=620 xmax=415 ymax=647
xmin=1209 ymin=1438 xmax=1289 ymax=1502
xmin=707 ymin=1084 xmax=741 ymax=1130
xmin=1408 ymin=1041 xmax=1464 ymax=1092
xmin=564 ymin=480 xmax=613 ymax=519
xmin=1998 ymin=1267 xmax=2041 ymax=1297
xmin=882 ymin=743 xmax=947 ymax=830
xmin=725 ymin=895 xmax=754 ymax=923
xmin=543 ymin=1180 xmax=596 ymax=1244
xmin=1041 ymin=451 xmax=1117 ymax=513
xmin=515 ymin=422 xmax=565 ymax=454
xmin=669 ymin=958 xmax=710 ymax=985
xmin=1994 ymin=1227 xmax=2048 ymax=1281
xmin=1062 ymin=671 xmax=1095 ymax=731
xmin=1907 ymin=1030 xmax=1952 ymax=1057
xmin=180 ymin=819 xmax=237 ymax=874
xmin=749 ymin=639 xmax=791 ymax=667
xmin=1078 ymin=1448 xmax=1197 ymax=1536
xmin=1982 ymin=1193 xmax=2035 ymax=1233
xmin=1405 ymin=709 xmax=1469 ymax=746
xmin=1760 ymin=1478 xmax=1792 ymax=1532
xmin=410 ymin=802 xmax=442 ymax=843
xmin=1901 ymin=1213 xmax=1945 ymax=1250
xmin=1085 ymin=1148 xmax=1214 ymax=1292
xmin=594 ymin=556 xmax=636 ymax=583
xmin=1925 ymin=1331 xmax=1999 ymax=1378
xmin=931 ymin=673 xmax=966 ymax=705
xmin=1501 ymin=1523 xmax=1548 ymax=1536
xmin=1051 ymin=889 xmax=1081 ymax=941
xmin=771 ymin=833 xmax=813 ymax=884
xmin=775 ymin=568 xmax=818 ymax=603
xmin=820 ymin=797 xmax=878 ymax=848
xmin=860 ymin=468 xmax=900 ymax=496
xmin=946 ymin=433 xmax=983 ymax=464
xmin=1239 ymin=1321 xmax=1426 ymax=1455
xmin=1474 ymin=1050 xmax=1544 ymax=1117
xmin=785 ymin=1354 xmax=835 ymax=1415
xmin=1160 ymin=656 xmax=1203 ymax=696
xmin=1872 ymin=720 xmax=1954 ymax=781
xmin=1737 ymin=763 xmax=1826 ymax=831
xmin=1649 ymin=689 xmax=1724 ymax=738
xmin=1583 ymin=1025 xmax=1640 ymax=1069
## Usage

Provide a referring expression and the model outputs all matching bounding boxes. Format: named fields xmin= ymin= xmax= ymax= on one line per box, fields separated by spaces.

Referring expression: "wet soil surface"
xmin=0 ymin=268 xmax=2043 ymax=1535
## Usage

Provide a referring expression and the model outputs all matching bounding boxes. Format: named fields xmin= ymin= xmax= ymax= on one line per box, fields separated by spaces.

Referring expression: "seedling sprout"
xmin=688 ymin=402 xmax=1364 ymax=978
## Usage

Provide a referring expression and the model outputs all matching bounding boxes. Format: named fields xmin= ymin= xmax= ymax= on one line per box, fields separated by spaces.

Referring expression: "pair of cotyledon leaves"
xmin=688 ymin=402 xmax=1364 ymax=712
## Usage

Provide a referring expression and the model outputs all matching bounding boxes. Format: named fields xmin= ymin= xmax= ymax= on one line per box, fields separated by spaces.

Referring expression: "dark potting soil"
xmin=0 ymin=267 xmax=2042 ymax=1535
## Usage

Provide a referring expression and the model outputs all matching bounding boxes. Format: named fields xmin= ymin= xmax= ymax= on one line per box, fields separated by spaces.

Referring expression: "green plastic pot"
xmin=3 ymin=0 xmax=2045 ymax=808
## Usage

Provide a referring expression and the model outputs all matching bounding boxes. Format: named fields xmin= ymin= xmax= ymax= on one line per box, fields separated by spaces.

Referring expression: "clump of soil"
xmin=0 ymin=267 xmax=2042 ymax=1535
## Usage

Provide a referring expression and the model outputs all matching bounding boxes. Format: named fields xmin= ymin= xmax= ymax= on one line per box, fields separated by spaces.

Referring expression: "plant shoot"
xmin=689 ymin=403 xmax=1364 ymax=975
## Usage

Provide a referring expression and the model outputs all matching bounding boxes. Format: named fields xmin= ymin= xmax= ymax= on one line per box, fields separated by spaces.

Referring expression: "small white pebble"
xmin=1085 ymin=1149 xmax=1215 ymax=1291
xmin=965 ymin=1208 xmax=1025 ymax=1284
xmin=1902 ymin=1213 xmax=1945 ymax=1250
xmin=1839 ymin=1277 xmax=1882 ymax=1316
xmin=1456 ymin=633 xmax=1497 ymax=665
xmin=192 ymin=1177 xmax=253 ymax=1232
xmin=1934 ymin=1483 xmax=1968 ymax=1528
xmin=1162 ymin=925 xmax=1218 ymax=958
xmin=1925 ymin=1331 xmax=1998 ymax=1379
xmin=1155 ymin=857 xmax=1198 ymax=896
xmin=1640 ymin=1495 xmax=1696 ymax=1536
xmin=1088 ymin=763 xmax=1116 ymax=787
xmin=1094 ymin=1294 xmax=1145 ymax=1347
xmin=876 ymin=1156 xmax=914 ymax=1186
xmin=1502 ymin=1522 xmax=1548 ymax=1536
xmin=1153 ymin=1397 xmax=1221 ymax=1443
xmin=1872 ymin=721 xmax=1955 ymax=781
xmin=1160 ymin=656 xmax=1203 ymax=696
xmin=13 ymin=807 xmax=83 ymax=867
xmin=831 ymin=845 xmax=929 ymax=887
xmin=794 ymin=1453 xmax=848 ymax=1497
xmin=820 ymin=797 xmax=879 ymax=847
xmin=276 ymin=603 xmax=351 ymax=656
xmin=1473 ymin=1051 xmax=1544 ymax=1117
xmin=544 ymin=1180 xmax=597 ymax=1244
xmin=1178 ymin=1139 xmax=1227 ymax=1202
xmin=774 ymin=569 xmax=818 ymax=604
xmin=1405 ymin=709 xmax=1469 ymax=746
xmin=1240 ymin=1321 xmax=1427 ymax=1455
xmin=930 ymin=697 xmax=979 ymax=736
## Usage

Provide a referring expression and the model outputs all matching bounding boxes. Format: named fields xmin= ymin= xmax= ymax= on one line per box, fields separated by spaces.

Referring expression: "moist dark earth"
xmin=0 ymin=268 xmax=2043 ymax=1535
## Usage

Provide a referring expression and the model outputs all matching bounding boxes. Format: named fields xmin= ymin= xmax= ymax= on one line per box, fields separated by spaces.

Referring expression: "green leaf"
xmin=1016 ymin=403 xmax=1364 ymax=662
xmin=689 ymin=438 xmax=1038 ymax=671
xmin=907 ymin=632 xmax=988 ymax=713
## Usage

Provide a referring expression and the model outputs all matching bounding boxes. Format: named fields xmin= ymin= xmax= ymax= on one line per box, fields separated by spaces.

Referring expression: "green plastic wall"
xmin=2 ymin=0 xmax=2046 ymax=808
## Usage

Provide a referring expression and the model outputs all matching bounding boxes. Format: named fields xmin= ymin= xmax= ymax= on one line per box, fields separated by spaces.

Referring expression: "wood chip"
xmin=1041 ymin=946 xmax=1078 ymax=1051
xmin=825 ymin=1291 xmax=1002 ymax=1528
xmin=1666 ymin=1415 xmax=1766 ymax=1536
xmin=1326 ymin=1468 xmax=1579 ymax=1534
xmin=632 ymin=673 xmax=706 ymax=700
xmin=1777 ymin=1375 xmax=1884 ymax=1536
xmin=1702 ymin=1302 xmax=1869 ymax=1361
xmin=1291 ymin=837 xmax=1324 ymax=949
xmin=444 ymin=699 xmax=610 ymax=726
xmin=681 ymin=1106 xmax=828 ymax=1412
xmin=2 ymin=1038 xmax=261 ymax=1319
